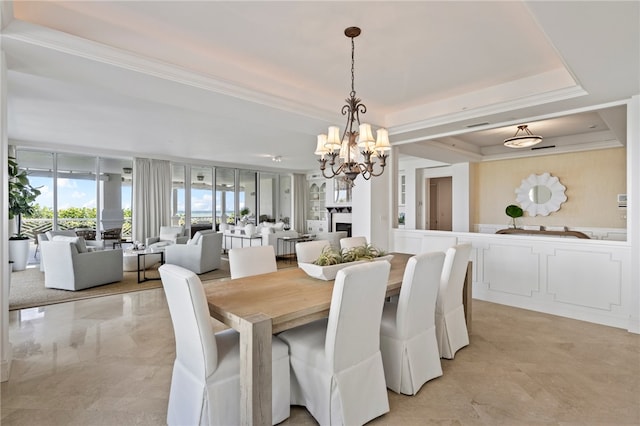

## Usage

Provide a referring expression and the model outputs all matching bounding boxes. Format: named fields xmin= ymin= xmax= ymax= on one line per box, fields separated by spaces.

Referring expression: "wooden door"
xmin=427 ymin=177 xmax=452 ymax=231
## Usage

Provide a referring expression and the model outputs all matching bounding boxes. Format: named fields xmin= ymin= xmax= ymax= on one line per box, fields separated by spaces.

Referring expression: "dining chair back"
xmin=160 ymin=264 xmax=291 ymax=425
xmin=295 ymin=240 xmax=330 ymax=264
xmin=279 ymin=261 xmax=391 ymax=425
xmin=228 ymin=245 xmax=277 ymax=279
xmin=380 ymin=251 xmax=446 ymax=394
xmin=339 ymin=236 xmax=368 ymax=250
xmin=436 ymin=243 xmax=472 ymax=359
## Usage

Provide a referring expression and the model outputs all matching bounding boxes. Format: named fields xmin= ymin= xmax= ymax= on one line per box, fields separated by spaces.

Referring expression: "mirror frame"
xmin=515 ymin=173 xmax=567 ymax=216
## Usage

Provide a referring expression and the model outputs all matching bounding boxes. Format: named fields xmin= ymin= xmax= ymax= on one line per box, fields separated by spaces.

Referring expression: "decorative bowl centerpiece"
xmin=299 ymin=244 xmax=393 ymax=281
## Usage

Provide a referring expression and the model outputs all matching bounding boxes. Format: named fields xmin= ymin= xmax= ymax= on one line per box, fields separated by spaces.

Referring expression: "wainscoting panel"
xmin=547 ymin=249 xmax=622 ymax=310
xmin=390 ymin=229 xmax=635 ymax=331
xmin=483 ymin=244 xmax=540 ymax=297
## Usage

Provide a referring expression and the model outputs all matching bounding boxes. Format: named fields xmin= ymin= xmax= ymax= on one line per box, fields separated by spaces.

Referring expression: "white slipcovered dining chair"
xmin=380 ymin=251 xmax=446 ymax=395
xmin=295 ymin=240 xmax=330 ymax=264
xmin=159 ymin=264 xmax=290 ymax=425
xmin=339 ymin=236 xmax=368 ymax=250
xmin=278 ymin=261 xmax=391 ymax=426
xmin=228 ymin=245 xmax=277 ymax=279
xmin=436 ymin=243 xmax=472 ymax=359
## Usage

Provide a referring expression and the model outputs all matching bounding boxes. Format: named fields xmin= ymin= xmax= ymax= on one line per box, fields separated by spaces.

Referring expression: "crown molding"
xmin=2 ymin=20 xmax=337 ymax=124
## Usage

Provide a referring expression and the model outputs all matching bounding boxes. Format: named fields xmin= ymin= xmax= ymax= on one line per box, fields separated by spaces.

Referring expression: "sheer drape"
xmin=133 ymin=158 xmax=171 ymax=243
xmin=293 ymin=173 xmax=308 ymax=233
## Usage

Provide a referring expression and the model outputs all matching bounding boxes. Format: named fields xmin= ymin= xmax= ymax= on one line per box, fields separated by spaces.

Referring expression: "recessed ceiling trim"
xmin=3 ymin=20 xmax=338 ymax=123
xmin=390 ymin=99 xmax=629 ymax=147
xmin=481 ymin=139 xmax=621 ymax=162
xmin=389 ymin=83 xmax=586 ymax=137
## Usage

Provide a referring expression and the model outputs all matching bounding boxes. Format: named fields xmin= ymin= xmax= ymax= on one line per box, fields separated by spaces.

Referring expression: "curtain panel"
xmin=293 ymin=173 xmax=308 ymax=233
xmin=132 ymin=158 xmax=171 ymax=243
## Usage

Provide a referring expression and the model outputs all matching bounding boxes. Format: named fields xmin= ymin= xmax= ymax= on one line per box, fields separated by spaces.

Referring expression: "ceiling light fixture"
xmin=272 ymin=155 xmax=282 ymax=163
xmin=196 ymin=173 xmax=204 ymax=182
xmin=314 ymin=26 xmax=390 ymax=186
xmin=504 ymin=124 xmax=543 ymax=148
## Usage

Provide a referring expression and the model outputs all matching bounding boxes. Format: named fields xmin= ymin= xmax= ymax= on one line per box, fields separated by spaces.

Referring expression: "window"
xmin=191 ymin=166 xmax=214 ymax=228
xmin=216 ymin=168 xmax=235 ymax=225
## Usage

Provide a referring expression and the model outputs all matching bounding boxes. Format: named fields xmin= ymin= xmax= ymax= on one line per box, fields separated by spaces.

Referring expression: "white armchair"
xmin=38 ymin=230 xmax=105 ymax=272
xmin=164 ymin=230 xmax=222 ymax=274
xmin=146 ymin=225 xmax=189 ymax=248
xmin=41 ymin=239 xmax=123 ymax=291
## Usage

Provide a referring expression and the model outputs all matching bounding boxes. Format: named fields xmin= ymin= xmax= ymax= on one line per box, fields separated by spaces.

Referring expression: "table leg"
xmin=238 ymin=313 xmax=272 ymax=426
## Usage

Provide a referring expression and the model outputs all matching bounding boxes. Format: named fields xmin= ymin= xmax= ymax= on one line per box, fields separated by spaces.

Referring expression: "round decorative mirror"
xmin=528 ymin=185 xmax=552 ymax=204
xmin=515 ymin=173 xmax=566 ymax=216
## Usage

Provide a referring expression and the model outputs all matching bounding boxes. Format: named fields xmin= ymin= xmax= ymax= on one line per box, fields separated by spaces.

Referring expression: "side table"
xmin=123 ymin=250 xmax=165 ymax=283
xmin=277 ymin=235 xmax=314 ymax=263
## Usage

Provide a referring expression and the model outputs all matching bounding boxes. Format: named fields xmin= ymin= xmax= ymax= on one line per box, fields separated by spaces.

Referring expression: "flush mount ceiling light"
xmin=196 ymin=173 xmax=204 ymax=182
xmin=504 ymin=124 xmax=543 ymax=148
xmin=314 ymin=26 xmax=390 ymax=186
xmin=272 ymin=156 xmax=282 ymax=163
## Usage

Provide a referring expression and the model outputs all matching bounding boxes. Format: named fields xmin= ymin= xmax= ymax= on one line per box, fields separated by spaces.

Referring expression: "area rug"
xmin=8 ymin=262 xmax=229 ymax=311
xmin=9 ymin=257 xmax=297 ymax=311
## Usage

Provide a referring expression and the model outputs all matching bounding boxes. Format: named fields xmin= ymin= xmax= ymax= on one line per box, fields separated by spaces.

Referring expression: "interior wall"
xmin=472 ymin=147 xmax=627 ymax=228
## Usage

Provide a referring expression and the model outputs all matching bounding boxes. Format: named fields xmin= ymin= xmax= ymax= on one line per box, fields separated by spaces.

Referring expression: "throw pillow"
xmin=51 ymin=235 xmax=88 ymax=253
xmin=273 ymin=222 xmax=285 ymax=231
xmin=160 ymin=232 xmax=180 ymax=242
xmin=149 ymin=241 xmax=171 ymax=249
xmin=188 ymin=233 xmax=202 ymax=245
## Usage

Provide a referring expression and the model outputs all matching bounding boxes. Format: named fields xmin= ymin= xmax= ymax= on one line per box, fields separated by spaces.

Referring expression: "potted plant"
xmin=505 ymin=204 xmax=523 ymax=229
xmin=8 ymin=156 xmax=41 ymax=271
xmin=398 ymin=212 xmax=405 ymax=228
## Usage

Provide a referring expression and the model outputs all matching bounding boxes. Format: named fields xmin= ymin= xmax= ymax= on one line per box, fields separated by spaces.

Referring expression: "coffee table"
xmin=122 ymin=249 xmax=165 ymax=283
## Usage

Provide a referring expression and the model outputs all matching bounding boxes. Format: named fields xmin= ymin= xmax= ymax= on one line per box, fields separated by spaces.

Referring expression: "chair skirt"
xmin=380 ymin=326 xmax=442 ymax=395
xmin=436 ymin=304 xmax=469 ymax=359
xmin=167 ymin=330 xmax=290 ymax=426
xmin=289 ymin=352 xmax=389 ymax=426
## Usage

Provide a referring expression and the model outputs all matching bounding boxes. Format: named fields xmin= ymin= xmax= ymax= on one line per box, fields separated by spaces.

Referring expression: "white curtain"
xmin=293 ymin=173 xmax=308 ymax=233
xmin=132 ymin=158 xmax=171 ymax=243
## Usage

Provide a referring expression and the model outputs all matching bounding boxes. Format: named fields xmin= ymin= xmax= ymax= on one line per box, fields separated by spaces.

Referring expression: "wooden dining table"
xmin=203 ymin=252 xmax=471 ymax=425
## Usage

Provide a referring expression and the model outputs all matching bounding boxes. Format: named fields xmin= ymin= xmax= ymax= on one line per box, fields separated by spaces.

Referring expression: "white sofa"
xmin=40 ymin=238 xmax=123 ymax=291
xmin=164 ymin=229 xmax=222 ymax=274
xmin=221 ymin=222 xmax=298 ymax=256
xmin=261 ymin=228 xmax=300 ymax=256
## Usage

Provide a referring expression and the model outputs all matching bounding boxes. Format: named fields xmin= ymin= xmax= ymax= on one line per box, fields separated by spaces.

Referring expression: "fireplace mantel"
xmin=327 ymin=206 xmax=352 ymax=235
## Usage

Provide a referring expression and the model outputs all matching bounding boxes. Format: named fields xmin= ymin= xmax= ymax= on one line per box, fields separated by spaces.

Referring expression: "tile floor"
xmin=2 ymin=288 xmax=639 ymax=425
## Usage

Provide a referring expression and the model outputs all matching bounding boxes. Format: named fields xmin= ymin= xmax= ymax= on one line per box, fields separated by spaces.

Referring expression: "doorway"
xmin=427 ymin=177 xmax=452 ymax=231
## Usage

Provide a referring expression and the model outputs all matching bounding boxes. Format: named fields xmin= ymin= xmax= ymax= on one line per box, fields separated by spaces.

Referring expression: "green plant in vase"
xmin=313 ymin=246 xmax=342 ymax=266
xmin=505 ymin=204 xmax=524 ymax=229
xmin=8 ymin=156 xmax=41 ymax=239
xmin=8 ymin=156 xmax=41 ymax=271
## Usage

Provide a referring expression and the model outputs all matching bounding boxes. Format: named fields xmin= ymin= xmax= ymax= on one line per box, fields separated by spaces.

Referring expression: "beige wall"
xmin=471 ymin=148 xmax=627 ymax=229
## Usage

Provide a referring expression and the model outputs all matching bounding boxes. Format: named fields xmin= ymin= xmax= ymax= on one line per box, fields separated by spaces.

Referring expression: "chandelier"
xmin=314 ymin=27 xmax=390 ymax=186
xmin=503 ymin=124 xmax=543 ymax=148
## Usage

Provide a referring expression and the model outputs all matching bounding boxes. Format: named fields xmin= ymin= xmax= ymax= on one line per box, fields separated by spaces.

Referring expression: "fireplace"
xmin=335 ymin=222 xmax=352 ymax=237
xmin=327 ymin=206 xmax=352 ymax=236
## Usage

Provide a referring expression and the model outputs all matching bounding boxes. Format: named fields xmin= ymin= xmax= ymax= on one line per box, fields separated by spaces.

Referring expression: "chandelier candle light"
xmin=315 ymin=26 xmax=390 ymax=186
